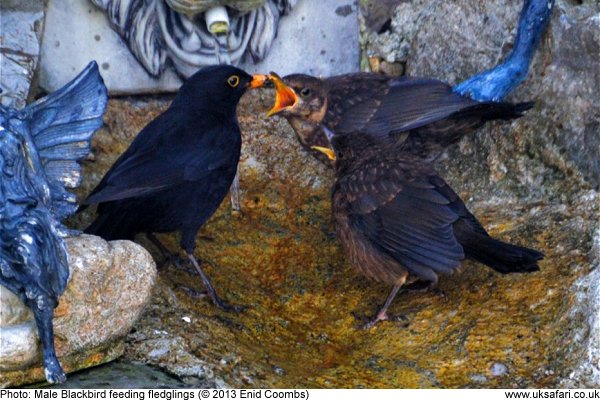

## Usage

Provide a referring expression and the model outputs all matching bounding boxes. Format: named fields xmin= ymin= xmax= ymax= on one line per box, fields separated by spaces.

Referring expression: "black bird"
xmin=311 ymin=134 xmax=543 ymax=328
xmin=83 ymin=65 xmax=267 ymax=311
xmin=266 ymin=72 xmax=533 ymax=162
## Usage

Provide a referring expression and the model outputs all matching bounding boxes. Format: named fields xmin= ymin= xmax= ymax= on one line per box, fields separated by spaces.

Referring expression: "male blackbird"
xmin=83 ymin=65 xmax=267 ymax=311
xmin=311 ymin=134 xmax=543 ymax=328
xmin=266 ymin=72 xmax=533 ymax=162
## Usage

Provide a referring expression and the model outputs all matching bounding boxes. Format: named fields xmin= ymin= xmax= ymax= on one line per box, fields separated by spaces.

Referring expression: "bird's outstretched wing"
xmin=16 ymin=61 xmax=108 ymax=220
xmin=335 ymin=159 xmax=466 ymax=282
xmin=84 ymin=113 xmax=239 ymax=205
xmin=327 ymin=74 xmax=477 ymax=138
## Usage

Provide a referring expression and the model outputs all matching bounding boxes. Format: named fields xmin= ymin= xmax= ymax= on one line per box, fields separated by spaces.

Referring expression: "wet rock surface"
xmin=72 ymin=80 xmax=597 ymax=387
xmin=58 ymin=0 xmax=598 ymax=388
xmin=0 ymin=236 xmax=157 ymax=387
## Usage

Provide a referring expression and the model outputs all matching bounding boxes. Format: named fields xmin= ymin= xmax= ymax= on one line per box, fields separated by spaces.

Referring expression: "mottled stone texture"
xmin=0 ymin=0 xmax=45 ymax=108
xmin=367 ymin=0 xmax=599 ymax=192
xmin=0 ymin=236 xmax=157 ymax=387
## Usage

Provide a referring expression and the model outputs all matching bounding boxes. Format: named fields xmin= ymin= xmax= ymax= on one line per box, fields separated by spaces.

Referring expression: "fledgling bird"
xmin=310 ymin=134 xmax=543 ymax=328
xmin=83 ymin=65 xmax=267 ymax=311
xmin=311 ymin=135 xmax=543 ymax=328
xmin=266 ymin=72 xmax=533 ymax=162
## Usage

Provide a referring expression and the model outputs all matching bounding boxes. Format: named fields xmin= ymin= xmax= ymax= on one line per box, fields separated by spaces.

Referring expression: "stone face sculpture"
xmin=91 ymin=0 xmax=297 ymax=78
xmin=0 ymin=62 xmax=108 ymax=384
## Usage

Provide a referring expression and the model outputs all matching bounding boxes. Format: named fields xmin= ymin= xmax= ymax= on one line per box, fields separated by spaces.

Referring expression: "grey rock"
xmin=360 ymin=0 xmax=406 ymax=33
xmin=0 ymin=235 xmax=157 ymax=387
xmin=561 ymin=227 xmax=600 ymax=388
xmin=371 ymin=0 xmax=599 ymax=189
xmin=39 ymin=0 xmax=359 ymax=94
xmin=490 ymin=362 xmax=508 ymax=377
xmin=470 ymin=374 xmax=488 ymax=384
xmin=0 ymin=0 xmax=45 ymax=108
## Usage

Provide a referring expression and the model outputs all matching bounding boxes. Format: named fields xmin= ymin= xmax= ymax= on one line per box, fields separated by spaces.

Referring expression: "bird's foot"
xmin=213 ymin=296 xmax=247 ymax=313
xmin=177 ymin=285 xmax=246 ymax=313
xmin=43 ymin=357 xmax=66 ymax=384
xmin=360 ymin=312 xmax=409 ymax=330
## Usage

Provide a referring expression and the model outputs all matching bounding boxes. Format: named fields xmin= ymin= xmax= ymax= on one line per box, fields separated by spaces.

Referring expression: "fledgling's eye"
xmin=227 ymin=75 xmax=240 ymax=87
xmin=300 ymin=87 xmax=311 ymax=97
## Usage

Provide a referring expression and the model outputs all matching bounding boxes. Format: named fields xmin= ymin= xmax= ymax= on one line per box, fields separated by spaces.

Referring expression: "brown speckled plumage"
xmin=276 ymin=73 xmax=533 ymax=162
xmin=325 ymin=133 xmax=543 ymax=327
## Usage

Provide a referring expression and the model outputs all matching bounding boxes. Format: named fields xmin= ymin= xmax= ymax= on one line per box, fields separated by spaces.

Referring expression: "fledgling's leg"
xmin=362 ymin=284 xmax=404 ymax=330
xmin=362 ymin=273 xmax=411 ymax=329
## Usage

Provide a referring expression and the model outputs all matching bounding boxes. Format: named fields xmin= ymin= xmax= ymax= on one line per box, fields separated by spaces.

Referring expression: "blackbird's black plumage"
xmin=267 ymin=73 xmax=533 ymax=162
xmin=83 ymin=65 xmax=266 ymax=310
xmin=317 ymin=133 xmax=543 ymax=328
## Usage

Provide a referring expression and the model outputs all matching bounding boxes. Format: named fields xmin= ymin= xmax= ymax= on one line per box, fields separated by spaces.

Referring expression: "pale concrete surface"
xmin=39 ymin=0 xmax=359 ymax=94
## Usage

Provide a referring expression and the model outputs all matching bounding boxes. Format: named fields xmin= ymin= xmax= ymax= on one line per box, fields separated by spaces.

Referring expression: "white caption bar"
xmin=1 ymin=388 xmax=599 ymax=400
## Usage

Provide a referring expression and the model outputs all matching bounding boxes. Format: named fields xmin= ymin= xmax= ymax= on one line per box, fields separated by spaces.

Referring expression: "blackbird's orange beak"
xmin=267 ymin=72 xmax=298 ymax=117
xmin=311 ymin=146 xmax=336 ymax=161
xmin=249 ymin=74 xmax=269 ymax=89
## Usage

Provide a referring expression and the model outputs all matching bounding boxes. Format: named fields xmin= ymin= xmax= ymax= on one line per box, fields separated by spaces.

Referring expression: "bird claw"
xmin=358 ymin=313 xmax=409 ymax=330
xmin=214 ymin=298 xmax=247 ymax=314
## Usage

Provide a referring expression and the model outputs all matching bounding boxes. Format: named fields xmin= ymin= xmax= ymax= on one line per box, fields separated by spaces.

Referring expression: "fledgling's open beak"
xmin=248 ymin=74 xmax=269 ymax=89
xmin=267 ymin=72 xmax=298 ymax=117
xmin=311 ymin=146 xmax=336 ymax=161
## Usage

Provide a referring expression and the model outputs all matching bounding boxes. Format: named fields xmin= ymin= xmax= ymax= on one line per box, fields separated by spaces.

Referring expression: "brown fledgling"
xmin=266 ymin=72 xmax=533 ymax=162
xmin=310 ymin=134 xmax=543 ymax=328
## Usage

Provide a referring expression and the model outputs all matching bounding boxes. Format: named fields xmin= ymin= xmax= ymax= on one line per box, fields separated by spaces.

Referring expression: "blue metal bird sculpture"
xmin=0 ymin=62 xmax=107 ymax=384
xmin=454 ymin=0 xmax=554 ymax=101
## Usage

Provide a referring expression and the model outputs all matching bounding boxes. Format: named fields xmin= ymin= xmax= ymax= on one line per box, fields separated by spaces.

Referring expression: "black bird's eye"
xmin=227 ymin=75 xmax=240 ymax=88
xmin=300 ymin=87 xmax=311 ymax=97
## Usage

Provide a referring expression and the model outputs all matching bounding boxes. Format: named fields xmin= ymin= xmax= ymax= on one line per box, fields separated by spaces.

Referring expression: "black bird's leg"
xmin=29 ymin=297 xmax=66 ymax=384
xmin=186 ymin=253 xmax=245 ymax=313
xmin=362 ymin=284 xmax=404 ymax=330
xmin=146 ymin=233 xmax=184 ymax=269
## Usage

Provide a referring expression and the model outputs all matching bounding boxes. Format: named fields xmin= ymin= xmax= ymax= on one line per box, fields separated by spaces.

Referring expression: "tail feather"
xmin=84 ymin=207 xmax=135 ymax=242
xmin=461 ymin=234 xmax=543 ymax=274
xmin=451 ymin=101 xmax=535 ymax=122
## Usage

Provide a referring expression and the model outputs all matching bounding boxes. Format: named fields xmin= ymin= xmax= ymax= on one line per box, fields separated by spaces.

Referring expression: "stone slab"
xmin=39 ymin=0 xmax=360 ymax=95
xmin=0 ymin=0 xmax=45 ymax=108
xmin=38 ymin=0 xmax=182 ymax=95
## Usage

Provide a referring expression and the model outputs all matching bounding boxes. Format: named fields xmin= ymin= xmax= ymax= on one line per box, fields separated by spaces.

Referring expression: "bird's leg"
xmin=146 ymin=233 xmax=185 ymax=269
xmin=186 ymin=253 xmax=245 ymax=313
xmin=402 ymin=280 xmax=444 ymax=297
xmin=362 ymin=284 xmax=404 ymax=330
xmin=30 ymin=298 xmax=66 ymax=384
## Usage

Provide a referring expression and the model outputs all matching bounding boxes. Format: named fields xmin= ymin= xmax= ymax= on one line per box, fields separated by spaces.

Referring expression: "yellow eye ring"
xmin=227 ymin=75 xmax=240 ymax=88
